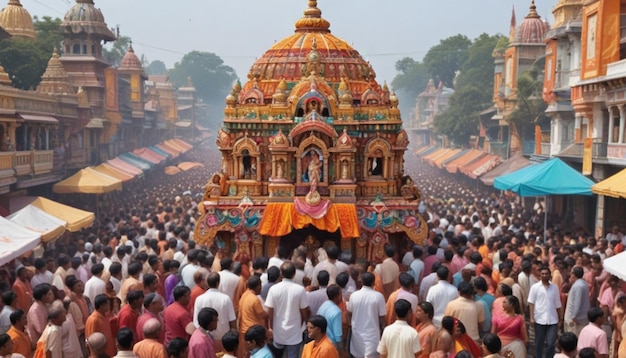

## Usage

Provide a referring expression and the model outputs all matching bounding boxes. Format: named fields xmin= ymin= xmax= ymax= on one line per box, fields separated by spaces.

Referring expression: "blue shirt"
xmin=251 ymin=344 xmax=273 ymax=358
xmin=317 ymin=300 xmax=342 ymax=344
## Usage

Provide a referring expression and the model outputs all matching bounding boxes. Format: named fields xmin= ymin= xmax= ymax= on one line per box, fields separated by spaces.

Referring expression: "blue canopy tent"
xmin=494 ymin=157 xmax=594 ymax=241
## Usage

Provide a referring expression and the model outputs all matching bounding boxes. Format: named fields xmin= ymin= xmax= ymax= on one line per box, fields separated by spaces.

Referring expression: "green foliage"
xmin=146 ymin=60 xmax=167 ymax=75
xmin=391 ymin=57 xmax=429 ymax=117
xmin=103 ymin=36 xmax=132 ymax=67
xmin=168 ymin=51 xmax=237 ymax=110
xmin=423 ymin=34 xmax=471 ymax=88
xmin=433 ymin=34 xmax=504 ymax=145
xmin=0 ymin=16 xmax=63 ymax=90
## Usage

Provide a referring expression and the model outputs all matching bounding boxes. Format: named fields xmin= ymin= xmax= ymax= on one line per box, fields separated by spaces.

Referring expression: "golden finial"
xmin=295 ymin=0 xmax=330 ymax=33
xmin=526 ymin=0 xmax=540 ymax=19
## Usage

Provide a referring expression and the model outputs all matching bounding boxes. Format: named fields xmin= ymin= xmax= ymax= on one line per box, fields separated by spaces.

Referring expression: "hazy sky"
xmin=20 ymin=0 xmax=558 ymax=86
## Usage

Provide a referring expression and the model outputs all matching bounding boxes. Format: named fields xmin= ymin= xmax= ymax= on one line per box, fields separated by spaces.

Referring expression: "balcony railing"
xmin=13 ymin=151 xmax=32 ymax=176
xmin=0 ymin=152 xmax=13 ymax=173
xmin=11 ymin=150 xmax=56 ymax=176
xmin=33 ymin=150 xmax=54 ymax=175
xmin=608 ymin=143 xmax=626 ymax=160
xmin=607 ymin=59 xmax=626 ymax=78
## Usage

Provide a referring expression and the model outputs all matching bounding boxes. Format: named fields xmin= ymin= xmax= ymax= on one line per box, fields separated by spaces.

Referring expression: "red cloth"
xmin=163 ymin=301 xmax=192 ymax=345
xmin=118 ymin=304 xmax=140 ymax=342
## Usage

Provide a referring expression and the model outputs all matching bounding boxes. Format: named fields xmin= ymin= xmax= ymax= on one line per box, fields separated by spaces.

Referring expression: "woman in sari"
xmin=439 ymin=316 xmax=481 ymax=358
xmin=491 ymin=295 xmax=528 ymax=358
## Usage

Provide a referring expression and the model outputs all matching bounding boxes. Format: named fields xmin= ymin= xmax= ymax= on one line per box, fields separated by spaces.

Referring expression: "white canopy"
xmin=8 ymin=205 xmax=67 ymax=242
xmin=603 ymin=251 xmax=626 ymax=282
xmin=0 ymin=216 xmax=41 ymax=266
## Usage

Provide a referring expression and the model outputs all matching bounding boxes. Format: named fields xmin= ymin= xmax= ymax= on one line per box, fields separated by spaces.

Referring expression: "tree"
xmin=423 ymin=34 xmax=471 ymax=88
xmin=391 ymin=57 xmax=429 ymax=117
xmin=433 ymin=34 xmax=502 ymax=146
xmin=0 ymin=16 xmax=63 ymax=90
xmin=146 ymin=60 xmax=167 ymax=75
xmin=103 ymin=35 xmax=131 ymax=67
xmin=168 ymin=51 xmax=237 ymax=112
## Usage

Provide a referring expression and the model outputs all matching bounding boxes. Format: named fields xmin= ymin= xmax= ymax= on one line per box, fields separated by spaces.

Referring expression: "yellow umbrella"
xmin=165 ymin=166 xmax=182 ymax=175
xmin=178 ymin=162 xmax=204 ymax=171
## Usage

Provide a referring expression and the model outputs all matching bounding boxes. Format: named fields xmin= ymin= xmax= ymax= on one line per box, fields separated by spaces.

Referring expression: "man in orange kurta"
xmin=85 ymin=294 xmax=116 ymax=358
xmin=238 ymin=276 xmax=267 ymax=358
xmin=7 ymin=309 xmax=31 ymax=358
xmin=12 ymin=266 xmax=33 ymax=313
xmin=302 ymin=315 xmax=339 ymax=358
xmin=133 ymin=318 xmax=168 ymax=358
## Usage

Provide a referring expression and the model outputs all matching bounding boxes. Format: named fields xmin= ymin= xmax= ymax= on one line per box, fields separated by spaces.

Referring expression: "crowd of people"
xmin=0 ymin=144 xmax=623 ymax=358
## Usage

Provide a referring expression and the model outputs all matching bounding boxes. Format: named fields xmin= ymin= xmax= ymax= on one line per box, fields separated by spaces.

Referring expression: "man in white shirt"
xmin=306 ymin=270 xmax=330 ymax=316
xmin=425 ymin=266 xmax=458 ymax=328
xmin=218 ymin=257 xmax=240 ymax=299
xmin=265 ymin=261 xmax=309 ymax=358
xmin=30 ymin=259 xmax=53 ymax=288
xmin=193 ymin=272 xmax=236 ymax=353
xmin=181 ymin=249 xmax=201 ymax=288
xmin=310 ymin=246 xmax=340 ymax=287
xmin=377 ymin=299 xmax=421 ymax=358
xmin=528 ymin=266 xmax=562 ymax=358
xmin=84 ymin=263 xmax=106 ymax=305
xmin=347 ymin=272 xmax=386 ymax=358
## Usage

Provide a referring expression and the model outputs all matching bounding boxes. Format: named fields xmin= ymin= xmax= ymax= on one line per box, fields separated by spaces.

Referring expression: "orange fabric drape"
xmin=258 ymin=203 xmax=359 ymax=239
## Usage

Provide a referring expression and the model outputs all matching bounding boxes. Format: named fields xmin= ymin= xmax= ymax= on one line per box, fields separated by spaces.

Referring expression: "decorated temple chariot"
xmin=195 ymin=0 xmax=427 ymax=261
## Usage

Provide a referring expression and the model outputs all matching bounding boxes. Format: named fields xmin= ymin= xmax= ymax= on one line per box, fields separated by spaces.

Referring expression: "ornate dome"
xmin=241 ymin=0 xmax=383 ymax=101
xmin=0 ymin=0 xmax=35 ymax=39
xmin=61 ymin=0 xmax=116 ymax=41
xmin=119 ymin=43 xmax=142 ymax=71
xmin=517 ymin=0 xmax=549 ymax=44
xmin=38 ymin=48 xmax=74 ymax=94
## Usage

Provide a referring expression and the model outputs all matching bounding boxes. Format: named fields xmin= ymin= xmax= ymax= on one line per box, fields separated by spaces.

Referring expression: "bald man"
xmin=86 ymin=332 xmax=107 ymax=358
xmin=133 ymin=318 xmax=167 ymax=358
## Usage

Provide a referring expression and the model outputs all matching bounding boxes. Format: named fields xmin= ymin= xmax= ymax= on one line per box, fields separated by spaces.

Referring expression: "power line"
xmin=31 ymin=0 xmax=65 ymax=16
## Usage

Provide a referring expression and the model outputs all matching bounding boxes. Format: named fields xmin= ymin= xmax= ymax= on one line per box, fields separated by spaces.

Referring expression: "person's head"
xmin=326 ymin=245 xmax=340 ymax=261
xmin=336 ymin=272 xmax=349 ymax=289
xmin=540 ymin=266 xmax=551 ymax=283
xmin=116 ymin=327 xmax=134 ymax=351
xmin=143 ymin=274 xmax=158 ymax=292
xmin=48 ymin=305 xmax=66 ymax=326
xmin=399 ymin=272 xmax=413 ymax=290
xmin=416 ymin=301 xmax=434 ymax=323
xmin=167 ymin=338 xmax=188 ymax=358
xmin=306 ymin=315 xmax=327 ymax=341
xmin=197 ymin=307 xmax=219 ymax=331
xmin=142 ymin=318 xmax=162 ymax=339
xmin=86 ymin=332 xmax=107 ymax=356
xmin=247 ymin=275 xmax=262 ymax=294
xmin=481 ymin=333 xmax=502 ymax=355
xmin=65 ymin=275 xmax=84 ymax=294
xmin=394 ymin=298 xmax=412 ymax=320
xmin=457 ymin=281 xmax=473 ymax=298
xmin=557 ymin=332 xmax=578 ymax=354
xmin=436 ymin=266 xmax=449 ymax=281
xmin=316 ymin=270 xmax=330 ymax=287
xmin=1 ymin=291 xmax=16 ymax=307
xmin=173 ymin=286 xmax=191 ymax=306
xmin=361 ymin=272 xmax=374 ymax=287
xmin=244 ymin=325 xmax=267 ymax=349
xmin=384 ymin=244 xmax=395 ymax=258
xmin=94 ymin=294 xmax=110 ymax=313
xmin=128 ymin=262 xmax=142 ymax=277
xmin=143 ymin=293 xmax=164 ymax=314
xmin=587 ymin=307 xmax=605 ymax=324
xmin=572 ymin=265 xmax=584 ymax=279
xmin=267 ymin=266 xmax=280 ymax=283
xmin=109 ymin=262 xmax=122 ymax=278
xmin=33 ymin=284 xmax=54 ymax=304
xmin=221 ymin=331 xmax=239 ymax=354
xmin=412 ymin=245 xmax=423 ymax=260
xmin=9 ymin=309 xmax=25 ymax=328
xmin=126 ymin=290 xmax=144 ymax=310
xmin=472 ymin=276 xmax=487 ymax=293
xmin=326 ymin=284 xmax=341 ymax=304
xmin=503 ymin=295 xmax=521 ymax=315
xmin=578 ymin=347 xmax=598 ymax=358
xmin=280 ymin=261 xmax=296 ymax=279
xmin=0 ymin=333 xmax=13 ymax=356
xmin=206 ymin=272 xmax=220 ymax=289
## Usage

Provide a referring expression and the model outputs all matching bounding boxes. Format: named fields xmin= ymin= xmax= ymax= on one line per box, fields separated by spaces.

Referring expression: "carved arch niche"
xmin=364 ymin=137 xmax=393 ymax=180
xmin=295 ymin=134 xmax=330 ymax=188
xmin=232 ymin=136 xmax=261 ymax=181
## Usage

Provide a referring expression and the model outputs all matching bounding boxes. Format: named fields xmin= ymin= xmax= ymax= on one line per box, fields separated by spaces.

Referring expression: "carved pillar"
xmin=256 ymin=155 xmax=262 ymax=181
xmin=608 ymin=106 xmax=615 ymax=144
xmin=323 ymin=154 xmax=328 ymax=184
xmin=296 ymin=157 xmax=302 ymax=183
xmin=611 ymin=104 xmax=626 ymax=144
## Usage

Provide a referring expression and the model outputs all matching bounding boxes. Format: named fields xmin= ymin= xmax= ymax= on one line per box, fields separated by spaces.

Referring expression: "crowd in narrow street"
xmin=0 ymin=145 xmax=621 ymax=358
